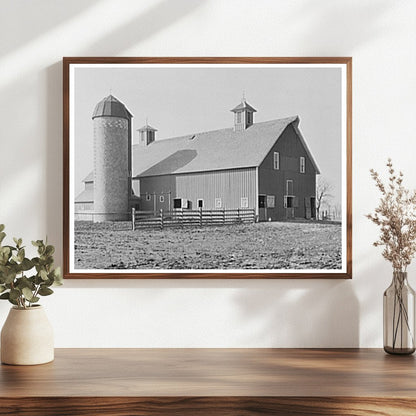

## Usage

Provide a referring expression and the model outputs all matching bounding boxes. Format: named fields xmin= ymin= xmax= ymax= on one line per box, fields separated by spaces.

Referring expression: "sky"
xmin=72 ymin=64 xmax=344 ymax=207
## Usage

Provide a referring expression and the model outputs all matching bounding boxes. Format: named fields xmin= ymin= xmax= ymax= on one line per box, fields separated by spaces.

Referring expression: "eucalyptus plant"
xmin=0 ymin=224 xmax=62 ymax=309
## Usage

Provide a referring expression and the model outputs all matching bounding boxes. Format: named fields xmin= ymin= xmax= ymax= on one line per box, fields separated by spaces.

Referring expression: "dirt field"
xmin=74 ymin=221 xmax=342 ymax=270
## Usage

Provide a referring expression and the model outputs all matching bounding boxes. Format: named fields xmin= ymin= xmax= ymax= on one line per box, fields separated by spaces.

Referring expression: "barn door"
xmin=304 ymin=197 xmax=311 ymax=219
xmin=285 ymin=180 xmax=295 ymax=219
xmin=310 ymin=197 xmax=316 ymax=219
xmin=258 ymin=195 xmax=267 ymax=222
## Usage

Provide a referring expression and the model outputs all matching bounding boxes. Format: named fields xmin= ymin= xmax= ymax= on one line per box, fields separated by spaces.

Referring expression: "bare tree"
xmin=316 ymin=177 xmax=333 ymax=220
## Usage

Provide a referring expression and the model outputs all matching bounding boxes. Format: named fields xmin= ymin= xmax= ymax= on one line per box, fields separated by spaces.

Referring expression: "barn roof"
xmin=92 ymin=95 xmax=133 ymax=120
xmin=138 ymin=123 xmax=158 ymax=132
xmin=231 ymin=100 xmax=257 ymax=113
xmin=75 ymin=188 xmax=93 ymax=203
xmin=132 ymin=116 xmax=320 ymax=178
xmin=82 ymin=172 xmax=93 ymax=183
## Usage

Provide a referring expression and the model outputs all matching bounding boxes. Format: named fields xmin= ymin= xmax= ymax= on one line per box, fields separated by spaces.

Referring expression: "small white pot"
xmin=1 ymin=305 xmax=54 ymax=365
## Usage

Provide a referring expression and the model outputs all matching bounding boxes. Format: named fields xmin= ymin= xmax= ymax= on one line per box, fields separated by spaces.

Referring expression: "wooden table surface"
xmin=1 ymin=348 xmax=416 ymax=415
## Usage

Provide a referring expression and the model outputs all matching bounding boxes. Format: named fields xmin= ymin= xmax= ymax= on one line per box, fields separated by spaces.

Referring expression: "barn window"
xmin=159 ymin=195 xmax=164 ymax=203
xmin=284 ymin=196 xmax=298 ymax=208
xmin=215 ymin=198 xmax=222 ymax=208
xmin=300 ymin=157 xmax=305 ymax=173
xmin=173 ymin=198 xmax=182 ymax=209
xmin=241 ymin=197 xmax=249 ymax=208
xmin=286 ymin=180 xmax=293 ymax=195
xmin=273 ymin=152 xmax=280 ymax=170
xmin=247 ymin=112 xmax=252 ymax=124
xmin=146 ymin=194 xmax=151 ymax=201
xmin=267 ymin=195 xmax=275 ymax=208
xmin=197 ymin=199 xmax=204 ymax=208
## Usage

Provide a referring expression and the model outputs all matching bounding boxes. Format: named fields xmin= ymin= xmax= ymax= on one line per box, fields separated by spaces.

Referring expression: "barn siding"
xmin=139 ymin=168 xmax=257 ymax=212
xmin=258 ymin=124 xmax=316 ymax=220
xmin=136 ymin=175 xmax=176 ymax=211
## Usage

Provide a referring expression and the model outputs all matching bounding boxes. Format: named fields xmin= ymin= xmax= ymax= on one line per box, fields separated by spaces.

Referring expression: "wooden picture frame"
xmin=63 ymin=57 xmax=352 ymax=279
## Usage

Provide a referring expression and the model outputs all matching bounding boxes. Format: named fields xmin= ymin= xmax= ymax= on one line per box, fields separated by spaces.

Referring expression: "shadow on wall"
xmin=82 ymin=0 xmax=205 ymax=56
xmin=44 ymin=0 xmax=204 ymax=263
xmin=0 ymin=0 xmax=101 ymax=56
xmin=290 ymin=0 xmax=393 ymax=52
xmin=233 ymin=279 xmax=359 ymax=347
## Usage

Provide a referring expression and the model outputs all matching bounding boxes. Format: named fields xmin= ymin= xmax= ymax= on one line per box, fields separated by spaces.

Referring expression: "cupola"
xmin=138 ymin=122 xmax=157 ymax=146
xmin=230 ymin=96 xmax=257 ymax=131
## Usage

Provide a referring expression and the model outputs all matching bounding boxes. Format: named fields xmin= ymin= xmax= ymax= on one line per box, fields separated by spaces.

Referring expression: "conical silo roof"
xmin=92 ymin=95 xmax=133 ymax=120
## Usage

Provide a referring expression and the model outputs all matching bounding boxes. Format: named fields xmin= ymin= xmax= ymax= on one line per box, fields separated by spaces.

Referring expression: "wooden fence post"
xmin=131 ymin=207 xmax=135 ymax=231
xmin=223 ymin=208 xmax=225 ymax=224
xmin=199 ymin=207 xmax=203 ymax=227
xmin=159 ymin=209 xmax=164 ymax=230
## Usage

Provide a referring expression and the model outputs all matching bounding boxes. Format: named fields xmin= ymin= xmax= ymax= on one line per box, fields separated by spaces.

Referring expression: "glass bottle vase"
xmin=383 ymin=271 xmax=416 ymax=355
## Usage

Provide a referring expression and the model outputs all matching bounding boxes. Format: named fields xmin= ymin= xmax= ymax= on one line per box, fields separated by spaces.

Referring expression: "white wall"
xmin=0 ymin=0 xmax=415 ymax=347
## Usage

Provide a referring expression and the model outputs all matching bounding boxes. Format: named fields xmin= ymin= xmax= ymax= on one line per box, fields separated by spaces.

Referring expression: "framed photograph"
xmin=63 ymin=57 xmax=352 ymax=279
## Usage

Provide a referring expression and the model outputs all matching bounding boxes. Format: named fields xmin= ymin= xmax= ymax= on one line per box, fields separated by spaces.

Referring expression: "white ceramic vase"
xmin=1 ymin=305 xmax=54 ymax=365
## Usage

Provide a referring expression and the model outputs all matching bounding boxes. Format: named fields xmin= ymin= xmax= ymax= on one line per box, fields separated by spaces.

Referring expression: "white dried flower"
xmin=367 ymin=159 xmax=416 ymax=272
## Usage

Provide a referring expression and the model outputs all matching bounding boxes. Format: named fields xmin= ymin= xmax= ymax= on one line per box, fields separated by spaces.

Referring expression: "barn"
xmin=74 ymin=172 xmax=94 ymax=221
xmin=75 ymin=95 xmax=320 ymax=222
xmin=131 ymin=98 xmax=320 ymax=221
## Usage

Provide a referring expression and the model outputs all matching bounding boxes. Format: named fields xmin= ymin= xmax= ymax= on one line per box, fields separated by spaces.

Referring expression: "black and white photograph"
xmin=64 ymin=58 xmax=351 ymax=278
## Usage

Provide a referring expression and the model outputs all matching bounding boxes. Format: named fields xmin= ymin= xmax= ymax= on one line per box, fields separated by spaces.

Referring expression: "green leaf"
xmin=32 ymin=240 xmax=43 ymax=247
xmin=38 ymin=287 xmax=53 ymax=296
xmin=0 ymin=224 xmax=4 ymax=232
xmin=17 ymin=248 xmax=25 ymax=263
xmin=42 ymin=256 xmax=54 ymax=266
xmin=22 ymin=287 xmax=34 ymax=301
xmin=0 ymin=247 xmax=11 ymax=266
xmin=0 ymin=246 xmax=10 ymax=255
xmin=0 ymin=292 xmax=9 ymax=299
xmin=45 ymin=245 xmax=55 ymax=256
xmin=20 ymin=258 xmax=33 ymax=271
xmin=0 ymin=232 xmax=6 ymax=244
xmin=34 ymin=275 xmax=43 ymax=285
xmin=39 ymin=269 xmax=48 ymax=281
xmin=52 ymin=267 xmax=63 ymax=285
xmin=17 ymin=276 xmax=35 ymax=290
xmin=2 ymin=270 xmax=17 ymax=285
xmin=9 ymin=288 xmax=21 ymax=301
xmin=0 ymin=285 xmax=6 ymax=294
xmin=13 ymin=237 xmax=22 ymax=248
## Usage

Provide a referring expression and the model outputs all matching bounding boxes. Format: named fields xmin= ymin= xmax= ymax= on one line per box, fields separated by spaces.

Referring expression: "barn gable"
xmin=74 ymin=172 xmax=94 ymax=203
xmin=132 ymin=116 xmax=316 ymax=178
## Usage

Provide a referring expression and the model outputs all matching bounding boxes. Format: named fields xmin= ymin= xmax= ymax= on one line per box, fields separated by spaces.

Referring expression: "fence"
xmin=131 ymin=208 xmax=256 ymax=230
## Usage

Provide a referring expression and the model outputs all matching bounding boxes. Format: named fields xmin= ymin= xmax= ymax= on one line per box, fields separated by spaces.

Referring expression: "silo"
xmin=92 ymin=95 xmax=133 ymax=222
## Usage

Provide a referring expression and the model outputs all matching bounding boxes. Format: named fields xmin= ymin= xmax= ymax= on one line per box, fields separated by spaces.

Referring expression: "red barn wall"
xmin=258 ymin=124 xmax=317 ymax=220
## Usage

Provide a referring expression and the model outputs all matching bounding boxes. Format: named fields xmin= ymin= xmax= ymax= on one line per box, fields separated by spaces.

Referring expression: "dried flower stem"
xmin=366 ymin=159 xmax=416 ymax=272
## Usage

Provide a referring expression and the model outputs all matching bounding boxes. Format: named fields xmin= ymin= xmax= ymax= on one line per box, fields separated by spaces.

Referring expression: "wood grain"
xmin=1 ymin=349 xmax=415 ymax=415
xmin=1 ymin=397 xmax=416 ymax=416
xmin=63 ymin=57 xmax=352 ymax=279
